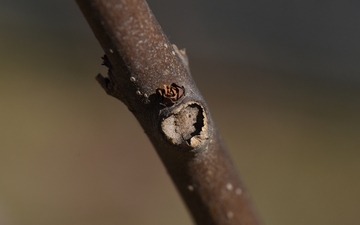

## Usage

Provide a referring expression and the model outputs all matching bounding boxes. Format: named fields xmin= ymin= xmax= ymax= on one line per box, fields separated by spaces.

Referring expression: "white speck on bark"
xmin=226 ymin=183 xmax=233 ymax=191
xmin=227 ymin=211 xmax=234 ymax=219
xmin=236 ymin=188 xmax=242 ymax=195
xmin=187 ymin=185 xmax=194 ymax=192
xmin=114 ymin=4 xmax=122 ymax=9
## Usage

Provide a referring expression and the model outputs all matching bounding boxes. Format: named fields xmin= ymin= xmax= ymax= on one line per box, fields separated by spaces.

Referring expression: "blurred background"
xmin=1 ymin=0 xmax=359 ymax=224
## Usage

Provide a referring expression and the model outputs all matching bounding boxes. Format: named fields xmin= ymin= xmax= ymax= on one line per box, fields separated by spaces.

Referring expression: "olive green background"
xmin=1 ymin=1 xmax=359 ymax=224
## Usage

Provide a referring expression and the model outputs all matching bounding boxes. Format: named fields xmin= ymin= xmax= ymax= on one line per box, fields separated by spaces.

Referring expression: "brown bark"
xmin=75 ymin=0 xmax=263 ymax=224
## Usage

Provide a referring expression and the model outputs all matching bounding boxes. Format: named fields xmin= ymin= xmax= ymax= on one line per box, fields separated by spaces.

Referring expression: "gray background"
xmin=1 ymin=1 xmax=359 ymax=225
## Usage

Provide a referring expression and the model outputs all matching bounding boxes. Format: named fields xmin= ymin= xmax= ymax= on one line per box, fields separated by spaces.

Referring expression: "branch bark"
xmin=75 ymin=0 xmax=263 ymax=224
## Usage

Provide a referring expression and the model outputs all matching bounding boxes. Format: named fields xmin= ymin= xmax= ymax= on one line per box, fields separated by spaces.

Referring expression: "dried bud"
xmin=101 ymin=54 xmax=111 ymax=69
xmin=157 ymin=83 xmax=185 ymax=107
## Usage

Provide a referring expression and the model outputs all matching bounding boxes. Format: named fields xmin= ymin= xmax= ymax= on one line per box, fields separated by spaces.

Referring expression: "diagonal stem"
xmin=75 ymin=0 xmax=263 ymax=224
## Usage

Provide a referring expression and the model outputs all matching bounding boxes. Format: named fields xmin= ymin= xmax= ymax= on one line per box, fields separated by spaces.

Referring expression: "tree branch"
xmin=75 ymin=0 xmax=262 ymax=224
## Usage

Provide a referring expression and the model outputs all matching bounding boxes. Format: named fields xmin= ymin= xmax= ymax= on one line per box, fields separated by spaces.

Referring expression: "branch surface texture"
xmin=75 ymin=0 xmax=263 ymax=224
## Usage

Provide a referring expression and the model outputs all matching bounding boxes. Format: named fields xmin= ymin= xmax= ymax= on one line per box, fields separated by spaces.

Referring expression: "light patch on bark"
xmin=161 ymin=102 xmax=208 ymax=149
